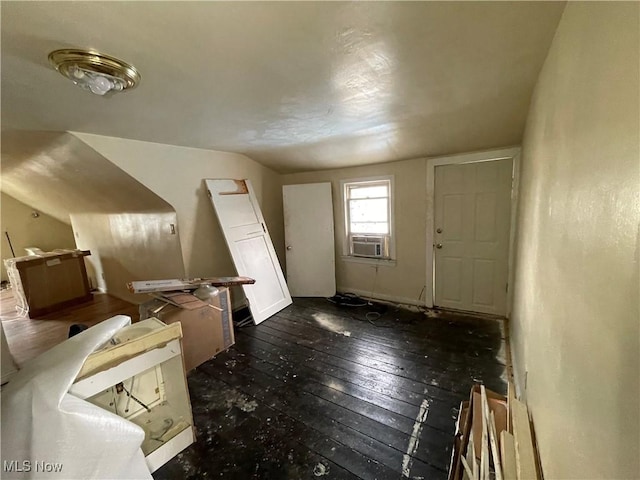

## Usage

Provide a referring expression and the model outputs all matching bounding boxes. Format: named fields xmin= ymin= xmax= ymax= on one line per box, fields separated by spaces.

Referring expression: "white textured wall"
xmin=73 ymin=134 xmax=285 ymax=288
xmin=510 ymin=3 xmax=639 ymax=478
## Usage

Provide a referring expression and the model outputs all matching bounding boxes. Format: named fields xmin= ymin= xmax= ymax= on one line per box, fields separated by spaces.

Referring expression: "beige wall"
xmin=1 ymin=132 xmax=187 ymax=303
xmin=510 ymin=2 xmax=639 ymax=478
xmin=73 ymin=134 xmax=285 ymax=292
xmin=70 ymin=212 xmax=185 ymax=303
xmin=283 ymin=158 xmax=429 ymax=305
xmin=0 ymin=193 xmax=76 ymax=282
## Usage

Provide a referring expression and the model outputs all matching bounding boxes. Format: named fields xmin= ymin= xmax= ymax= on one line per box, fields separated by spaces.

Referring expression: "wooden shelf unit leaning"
xmin=70 ymin=317 xmax=195 ymax=474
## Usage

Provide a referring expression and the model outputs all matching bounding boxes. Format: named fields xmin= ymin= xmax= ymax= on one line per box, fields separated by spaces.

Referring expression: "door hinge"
xmin=207 ymin=189 xmax=212 ymax=198
xmin=262 ymin=223 xmax=266 ymax=233
xmin=506 ymin=282 xmax=509 ymax=292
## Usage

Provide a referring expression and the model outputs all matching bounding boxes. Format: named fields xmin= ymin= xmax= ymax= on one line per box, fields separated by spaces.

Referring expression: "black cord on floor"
xmin=327 ymin=293 xmax=396 ymax=328
xmin=327 ymin=292 xmax=368 ymax=307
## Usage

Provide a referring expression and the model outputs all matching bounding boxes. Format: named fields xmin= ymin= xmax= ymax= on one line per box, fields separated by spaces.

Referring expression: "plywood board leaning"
xmin=472 ymin=388 xmax=508 ymax=458
xmin=507 ymin=382 xmax=516 ymax=433
xmin=511 ymin=397 xmax=538 ymax=480
xmin=500 ymin=430 xmax=517 ymax=480
xmin=453 ymin=384 xmax=507 ymax=480
xmin=469 ymin=433 xmax=478 ymax=480
xmin=489 ymin=411 xmax=503 ymax=480
xmin=480 ymin=386 xmax=489 ymax=480
xmin=461 ymin=455 xmax=474 ymax=480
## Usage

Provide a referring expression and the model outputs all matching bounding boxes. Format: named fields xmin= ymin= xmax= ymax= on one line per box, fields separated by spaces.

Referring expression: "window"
xmin=343 ymin=177 xmax=393 ymax=259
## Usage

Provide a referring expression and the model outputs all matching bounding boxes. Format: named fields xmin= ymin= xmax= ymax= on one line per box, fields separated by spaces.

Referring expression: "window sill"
xmin=340 ymin=256 xmax=396 ymax=267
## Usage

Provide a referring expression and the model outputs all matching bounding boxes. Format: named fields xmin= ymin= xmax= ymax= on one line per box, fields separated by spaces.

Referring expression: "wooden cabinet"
xmin=70 ymin=318 xmax=195 ymax=473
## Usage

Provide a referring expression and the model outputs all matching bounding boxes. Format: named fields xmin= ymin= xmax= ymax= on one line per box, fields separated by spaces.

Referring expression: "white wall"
xmin=0 ymin=193 xmax=77 ymax=282
xmin=510 ymin=2 xmax=639 ymax=478
xmin=73 ymin=134 xmax=285 ymax=301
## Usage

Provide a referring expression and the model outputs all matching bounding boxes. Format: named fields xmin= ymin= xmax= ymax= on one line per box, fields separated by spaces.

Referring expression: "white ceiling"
xmin=1 ymin=1 xmax=565 ymax=173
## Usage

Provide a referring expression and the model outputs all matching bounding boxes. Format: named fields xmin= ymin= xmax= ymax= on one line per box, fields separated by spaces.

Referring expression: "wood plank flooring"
xmin=154 ymin=298 xmax=507 ymax=480
xmin=0 ymin=288 xmax=140 ymax=366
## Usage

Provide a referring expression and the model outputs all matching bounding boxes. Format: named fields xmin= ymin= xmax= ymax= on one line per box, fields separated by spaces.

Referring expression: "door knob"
xmin=286 ymin=245 xmax=292 ymax=250
xmin=436 ymin=243 xmax=443 ymax=249
xmin=436 ymin=228 xmax=443 ymax=234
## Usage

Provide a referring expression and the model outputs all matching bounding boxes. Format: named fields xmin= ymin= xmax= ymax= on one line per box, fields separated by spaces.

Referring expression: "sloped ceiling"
xmin=1 ymin=1 xmax=565 ymax=173
xmin=1 ymin=130 xmax=175 ymax=224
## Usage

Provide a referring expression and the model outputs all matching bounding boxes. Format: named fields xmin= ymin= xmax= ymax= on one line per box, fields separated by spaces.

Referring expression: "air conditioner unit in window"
xmin=350 ymin=235 xmax=389 ymax=258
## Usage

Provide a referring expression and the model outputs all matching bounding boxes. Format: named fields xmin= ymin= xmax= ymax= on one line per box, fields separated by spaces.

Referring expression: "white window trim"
xmin=340 ymin=175 xmax=395 ymax=262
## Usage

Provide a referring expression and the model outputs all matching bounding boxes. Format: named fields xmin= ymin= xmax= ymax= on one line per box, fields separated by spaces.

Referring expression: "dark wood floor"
xmin=154 ymin=298 xmax=507 ymax=480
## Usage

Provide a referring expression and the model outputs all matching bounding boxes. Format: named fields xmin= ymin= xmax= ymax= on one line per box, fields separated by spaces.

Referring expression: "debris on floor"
xmin=313 ymin=462 xmax=329 ymax=476
xmin=448 ymin=383 xmax=541 ymax=480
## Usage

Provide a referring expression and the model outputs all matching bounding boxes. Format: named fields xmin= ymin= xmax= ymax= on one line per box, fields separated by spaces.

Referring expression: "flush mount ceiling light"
xmin=48 ymin=49 xmax=140 ymax=96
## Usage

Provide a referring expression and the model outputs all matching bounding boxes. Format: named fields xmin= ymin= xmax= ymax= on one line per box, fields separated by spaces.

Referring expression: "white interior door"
xmin=206 ymin=179 xmax=291 ymax=324
xmin=434 ymin=159 xmax=512 ymax=315
xmin=283 ymin=183 xmax=335 ymax=297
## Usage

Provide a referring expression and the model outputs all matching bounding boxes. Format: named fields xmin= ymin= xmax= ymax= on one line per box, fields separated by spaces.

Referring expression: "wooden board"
xmin=500 ymin=430 xmax=517 ymax=480
xmin=507 ymin=381 xmax=516 ymax=433
xmin=489 ymin=411 xmax=503 ymax=480
xmin=480 ymin=386 xmax=488 ymax=480
xmin=76 ymin=319 xmax=182 ymax=380
xmin=472 ymin=390 xmax=507 ymax=458
xmin=128 ymin=276 xmax=255 ymax=294
xmin=157 ymin=292 xmax=207 ymax=310
xmin=511 ymin=397 xmax=538 ymax=480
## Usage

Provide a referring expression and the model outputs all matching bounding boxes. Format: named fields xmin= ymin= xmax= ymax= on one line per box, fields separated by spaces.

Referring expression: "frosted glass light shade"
xmin=68 ymin=65 xmax=126 ymax=96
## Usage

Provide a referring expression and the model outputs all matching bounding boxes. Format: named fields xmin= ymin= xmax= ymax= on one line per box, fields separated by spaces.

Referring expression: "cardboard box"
xmin=9 ymin=250 xmax=92 ymax=317
xmin=139 ymin=287 xmax=234 ymax=371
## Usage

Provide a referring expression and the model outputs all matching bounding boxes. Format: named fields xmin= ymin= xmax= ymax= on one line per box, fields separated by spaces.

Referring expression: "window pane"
xmin=349 ymin=198 xmax=388 ymax=223
xmin=351 ymin=222 xmax=389 ymax=234
xmin=349 ymin=184 xmax=388 ymax=199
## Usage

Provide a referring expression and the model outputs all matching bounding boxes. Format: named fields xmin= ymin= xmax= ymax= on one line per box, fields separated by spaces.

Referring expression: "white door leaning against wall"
xmin=206 ymin=179 xmax=291 ymax=324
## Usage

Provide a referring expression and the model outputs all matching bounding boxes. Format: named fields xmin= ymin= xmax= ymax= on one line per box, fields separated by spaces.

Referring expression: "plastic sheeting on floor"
xmin=1 ymin=315 xmax=152 ymax=480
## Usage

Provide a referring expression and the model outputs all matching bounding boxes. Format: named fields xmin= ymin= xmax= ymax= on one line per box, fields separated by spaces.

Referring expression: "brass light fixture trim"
xmin=48 ymin=49 xmax=140 ymax=95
